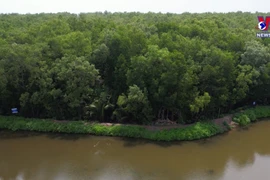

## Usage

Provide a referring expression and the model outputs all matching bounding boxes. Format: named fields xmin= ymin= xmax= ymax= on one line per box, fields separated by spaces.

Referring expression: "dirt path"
xmin=98 ymin=114 xmax=233 ymax=131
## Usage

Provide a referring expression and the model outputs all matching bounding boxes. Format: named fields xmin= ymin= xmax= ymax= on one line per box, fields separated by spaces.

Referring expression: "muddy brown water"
xmin=1 ymin=120 xmax=270 ymax=180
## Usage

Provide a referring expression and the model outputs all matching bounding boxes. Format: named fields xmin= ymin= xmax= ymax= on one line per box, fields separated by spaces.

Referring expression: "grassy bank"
xmin=233 ymin=106 xmax=270 ymax=126
xmin=1 ymin=106 xmax=269 ymax=141
xmin=0 ymin=116 xmax=224 ymax=141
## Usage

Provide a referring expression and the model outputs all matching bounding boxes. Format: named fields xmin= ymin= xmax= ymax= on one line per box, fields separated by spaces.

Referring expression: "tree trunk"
xmin=78 ymin=106 xmax=82 ymax=120
xmin=161 ymin=109 xmax=165 ymax=120
xmin=158 ymin=108 xmax=161 ymax=119
xmin=178 ymin=110 xmax=181 ymax=120
xmin=31 ymin=106 xmax=34 ymax=117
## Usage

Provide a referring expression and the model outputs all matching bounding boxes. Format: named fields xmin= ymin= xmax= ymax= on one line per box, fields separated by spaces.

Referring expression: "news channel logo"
xmin=258 ymin=21 xmax=267 ymax=30
xmin=256 ymin=16 xmax=270 ymax=38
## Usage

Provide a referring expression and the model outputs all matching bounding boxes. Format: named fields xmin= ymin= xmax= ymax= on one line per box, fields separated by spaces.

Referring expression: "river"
xmin=0 ymin=120 xmax=270 ymax=180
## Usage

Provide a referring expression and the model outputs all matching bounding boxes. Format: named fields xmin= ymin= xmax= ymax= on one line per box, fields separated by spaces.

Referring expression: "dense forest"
xmin=0 ymin=12 xmax=269 ymax=124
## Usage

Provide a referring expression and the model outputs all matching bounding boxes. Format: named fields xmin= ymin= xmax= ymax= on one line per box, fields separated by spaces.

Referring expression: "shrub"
xmin=238 ymin=114 xmax=251 ymax=126
xmin=243 ymin=110 xmax=257 ymax=122
xmin=233 ymin=106 xmax=270 ymax=126
xmin=0 ymin=115 xmax=223 ymax=142
xmin=233 ymin=113 xmax=241 ymax=123
xmin=253 ymin=106 xmax=270 ymax=118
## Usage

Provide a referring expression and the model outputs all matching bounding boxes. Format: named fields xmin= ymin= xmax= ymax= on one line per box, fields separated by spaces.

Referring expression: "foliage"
xmin=0 ymin=12 xmax=270 ymax=124
xmin=233 ymin=106 xmax=270 ymax=126
xmin=113 ymin=85 xmax=153 ymax=124
xmin=84 ymin=91 xmax=114 ymax=122
xmin=238 ymin=115 xmax=251 ymax=126
xmin=190 ymin=92 xmax=211 ymax=113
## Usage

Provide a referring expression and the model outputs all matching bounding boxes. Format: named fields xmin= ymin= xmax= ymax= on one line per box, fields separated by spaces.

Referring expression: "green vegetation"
xmin=233 ymin=106 xmax=270 ymax=126
xmin=0 ymin=12 xmax=270 ymax=126
xmin=223 ymin=121 xmax=231 ymax=130
xmin=1 ymin=106 xmax=270 ymax=141
xmin=238 ymin=115 xmax=251 ymax=127
xmin=0 ymin=116 xmax=223 ymax=141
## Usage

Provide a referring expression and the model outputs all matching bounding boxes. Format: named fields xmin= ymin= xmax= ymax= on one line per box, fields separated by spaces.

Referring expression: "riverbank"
xmin=0 ymin=116 xmax=226 ymax=142
xmin=0 ymin=106 xmax=269 ymax=141
xmin=232 ymin=106 xmax=270 ymax=126
xmin=98 ymin=114 xmax=232 ymax=131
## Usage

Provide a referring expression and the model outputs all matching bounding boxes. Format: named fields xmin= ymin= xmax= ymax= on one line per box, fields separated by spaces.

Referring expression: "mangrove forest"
xmin=0 ymin=11 xmax=270 ymax=125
